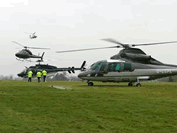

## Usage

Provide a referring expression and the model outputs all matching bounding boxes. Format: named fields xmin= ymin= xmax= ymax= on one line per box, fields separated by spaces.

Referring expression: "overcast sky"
xmin=1 ymin=0 xmax=177 ymax=77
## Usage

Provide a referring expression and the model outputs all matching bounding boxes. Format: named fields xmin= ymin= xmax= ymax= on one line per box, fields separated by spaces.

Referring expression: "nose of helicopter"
xmin=78 ymin=72 xmax=87 ymax=79
xmin=17 ymin=73 xmax=23 ymax=77
xmin=15 ymin=53 xmax=20 ymax=57
xmin=17 ymin=71 xmax=26 ymax=77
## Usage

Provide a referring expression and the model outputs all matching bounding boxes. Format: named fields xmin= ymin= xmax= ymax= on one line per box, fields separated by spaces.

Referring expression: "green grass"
xmin=0 ymin=80 xmax=177 ymax=133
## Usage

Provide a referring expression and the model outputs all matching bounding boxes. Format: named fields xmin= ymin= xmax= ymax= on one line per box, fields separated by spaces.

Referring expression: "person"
xmin=28 ymin=70 xmax=33 ymax=82
xmin=42 ymin=69 xmax=47 ymax=82
xmin=36 ymin=71 xmax=42 ymax=83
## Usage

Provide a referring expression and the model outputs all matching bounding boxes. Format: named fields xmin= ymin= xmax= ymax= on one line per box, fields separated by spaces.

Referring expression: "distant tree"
xmin=54 ymin=72 xmax=68 ymax=81
xmin=69 ymin=76 xmax=81 ymax=81
xmin=9 ymin=75 xmax=14 ymax=80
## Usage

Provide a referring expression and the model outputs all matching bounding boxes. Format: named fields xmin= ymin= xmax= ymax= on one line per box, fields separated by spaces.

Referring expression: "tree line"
xmin=0 ymin=72 xmax=81 ymax=81
xmin=1 ymin=73 xmax=177 ymax=82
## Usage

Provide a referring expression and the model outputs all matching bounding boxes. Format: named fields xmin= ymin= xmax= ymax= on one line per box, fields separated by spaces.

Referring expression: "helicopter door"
xmin=120 ymin=63 xmax=132 ymax=82
xmin=106 ymin=62 xmax=121 ymax=82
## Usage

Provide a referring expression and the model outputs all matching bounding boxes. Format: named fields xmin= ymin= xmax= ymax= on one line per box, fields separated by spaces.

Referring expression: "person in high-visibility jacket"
xmin=28 ymin=70 xmax=33 ymax=82
xmin=36 ymin=71 xmax=42 ymax=82
xmin=42 ymin=69 xmax=47 ymax=82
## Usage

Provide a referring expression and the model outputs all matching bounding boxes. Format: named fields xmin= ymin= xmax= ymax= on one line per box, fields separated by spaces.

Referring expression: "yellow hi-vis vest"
xmin=28 ymin=71 xmax=33 ymax=78
xmin=36 ymin=72 xmax=42 ymax=78
xmin=42 ymin=70 xmax=47 ymax=76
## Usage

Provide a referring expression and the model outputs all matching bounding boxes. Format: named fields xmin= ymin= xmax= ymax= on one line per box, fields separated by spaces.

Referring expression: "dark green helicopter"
xmin=56 ymin=39 xmax=177 ymax=86
xmin=17 ymin=60 xmax=86 ymax=78
xmin=12 ymin=41 xmax=50 ymax=61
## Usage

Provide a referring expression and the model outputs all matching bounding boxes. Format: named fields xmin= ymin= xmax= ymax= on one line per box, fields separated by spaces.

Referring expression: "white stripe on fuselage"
xmin=82 ymin=69 xmax=177 ymax=82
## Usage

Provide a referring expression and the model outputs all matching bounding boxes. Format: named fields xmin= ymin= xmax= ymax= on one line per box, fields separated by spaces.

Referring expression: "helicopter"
xmin=12 ymin=41 xmax=50 ymax=61
xmin=17 ymin=60 xmax=86 ymax=78
xmin=55 ymin=39 xmax=177 ymax=86
xmin=25 ymin=32 xmax=37 ymax=39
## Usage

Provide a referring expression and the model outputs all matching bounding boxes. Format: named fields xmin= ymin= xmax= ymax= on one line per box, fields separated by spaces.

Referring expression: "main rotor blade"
xmin=27 ymin=46 xmax=50 ymax=50
xmin=56 ymin=46 xmax=119 ymax=53
xmin=12 ymin=41 xmax=25 ymax=47
xmin=101 ymin=38 xmax=126 ymax=48
xmin=25 ymin=32 xmax=34 ymax=34
xmin=132 ymin=41 xmax=177 ymax=47
xmin=12 ymin=41 xmax=50 ymax=49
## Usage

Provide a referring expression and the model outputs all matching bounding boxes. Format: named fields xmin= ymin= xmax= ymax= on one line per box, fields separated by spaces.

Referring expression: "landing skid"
xmin=16 ymin=58 xmax=31 ymax=62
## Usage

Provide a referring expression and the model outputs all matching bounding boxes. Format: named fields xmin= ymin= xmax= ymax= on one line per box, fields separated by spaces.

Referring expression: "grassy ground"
xmin=0 ymin=80 xmax=177 ymax=133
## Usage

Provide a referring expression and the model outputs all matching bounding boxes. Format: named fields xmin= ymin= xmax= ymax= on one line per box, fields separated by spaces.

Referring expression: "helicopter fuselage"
xmin=15 ymin=49 xmax=44 ymax=59
xmin=30 ymin=35 xmax=37 ymax=39
xmin=17 ymin=61 xmax=86 ymax=78
xmin=17 ymin=64 xmax=67 ymax=78
xmin=15 ymin=49 xmax=32 ymax=59
xmin=78 ymin=60 xmax=177 ymax=85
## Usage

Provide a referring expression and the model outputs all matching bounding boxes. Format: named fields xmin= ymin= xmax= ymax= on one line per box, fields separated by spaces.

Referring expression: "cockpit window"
xmin=99 ymin=61 xmax=107 ymax=71
xmin=26 ymin=49 xmax=32 ymax=55
xmin=90 ymin=63 xmax=95 ymax=67
xmin=21 ymin=69 xmax=27 ymax=74
xmin=115 ymin=63 xmax=120 ymax=70
xmin=108 ymin=62 xmax=121 ymax=71
xmin=90 ymin=62 xmax=102 ymax=70
xmin=123 ymin=63 xmax=131 ymax=71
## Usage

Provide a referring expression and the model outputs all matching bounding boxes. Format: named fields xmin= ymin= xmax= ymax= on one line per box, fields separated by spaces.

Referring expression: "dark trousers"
xmin=28 ymin=77 xmax=32 ymax=82
xmin=38 ymin=77 xmax=41 ymax=82
xmin=43 ymin=76 xmax=46 ymax=82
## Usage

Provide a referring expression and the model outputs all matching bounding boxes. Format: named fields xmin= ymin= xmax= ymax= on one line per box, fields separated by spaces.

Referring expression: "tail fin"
xmin=41 ymin=52 xmax=45 ymax=61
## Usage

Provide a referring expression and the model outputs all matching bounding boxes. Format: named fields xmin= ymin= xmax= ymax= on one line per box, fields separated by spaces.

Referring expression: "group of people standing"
xmin=28 ymin=69 xmax=47 ymax=82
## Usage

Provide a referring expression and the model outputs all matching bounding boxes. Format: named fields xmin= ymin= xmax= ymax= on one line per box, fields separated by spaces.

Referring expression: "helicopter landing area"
xmin=0 ymin=80 xmax=177 ymax=133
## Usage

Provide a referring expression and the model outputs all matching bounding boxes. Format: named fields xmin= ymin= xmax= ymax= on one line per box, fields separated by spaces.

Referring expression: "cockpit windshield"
xmin=21 ymin=69 xmax=27 ymax=74
xmin=90 ymin=61 xmax=107 ymax=71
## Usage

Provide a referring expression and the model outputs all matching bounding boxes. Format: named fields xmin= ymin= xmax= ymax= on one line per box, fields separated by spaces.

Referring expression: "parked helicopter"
xmin=25 ymin=32 xmax=37 ymax=39
xmin=17 ymin=59 xmax=86 ymax=78
xmin=56 ymin=39 xmax=177 ymax=86
xmin=12 ymin=41 xmax=50 ymax=61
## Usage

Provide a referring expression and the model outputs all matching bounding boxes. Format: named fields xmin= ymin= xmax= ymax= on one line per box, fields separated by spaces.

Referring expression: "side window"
xmin=108 ymin=63 xmax=120 ymax=71
xmin=99 ymin=62 xmax=107 ymax=71
xmin=115 ymin=63 xmax=120 ymax=71
xmin=123 ymin=63 xmax=131 ymax=71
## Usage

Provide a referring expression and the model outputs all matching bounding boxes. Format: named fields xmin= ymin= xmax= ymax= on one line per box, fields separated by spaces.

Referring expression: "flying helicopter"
xmin=12 ymin=41 xmax=50 ymax=61
xmin=55 ymin=39 xmax=177 ymax=86
xmin=25 ymin=32 xmax=37 ymax=39
xmin=17 ymin=59 xmax=86 ymax=78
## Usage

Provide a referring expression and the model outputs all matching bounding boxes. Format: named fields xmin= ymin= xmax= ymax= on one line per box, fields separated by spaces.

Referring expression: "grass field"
xmin=0 ymin=80 xmax=177 ymax=133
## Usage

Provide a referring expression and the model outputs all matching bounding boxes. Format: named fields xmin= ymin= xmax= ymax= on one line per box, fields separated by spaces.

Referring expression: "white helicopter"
xmin=25 ymin=32 xmax=37 ymax=39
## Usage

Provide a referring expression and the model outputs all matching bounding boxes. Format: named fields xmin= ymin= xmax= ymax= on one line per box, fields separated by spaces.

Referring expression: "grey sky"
xmin=1 ymin=0 xmax=177 ymax=77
